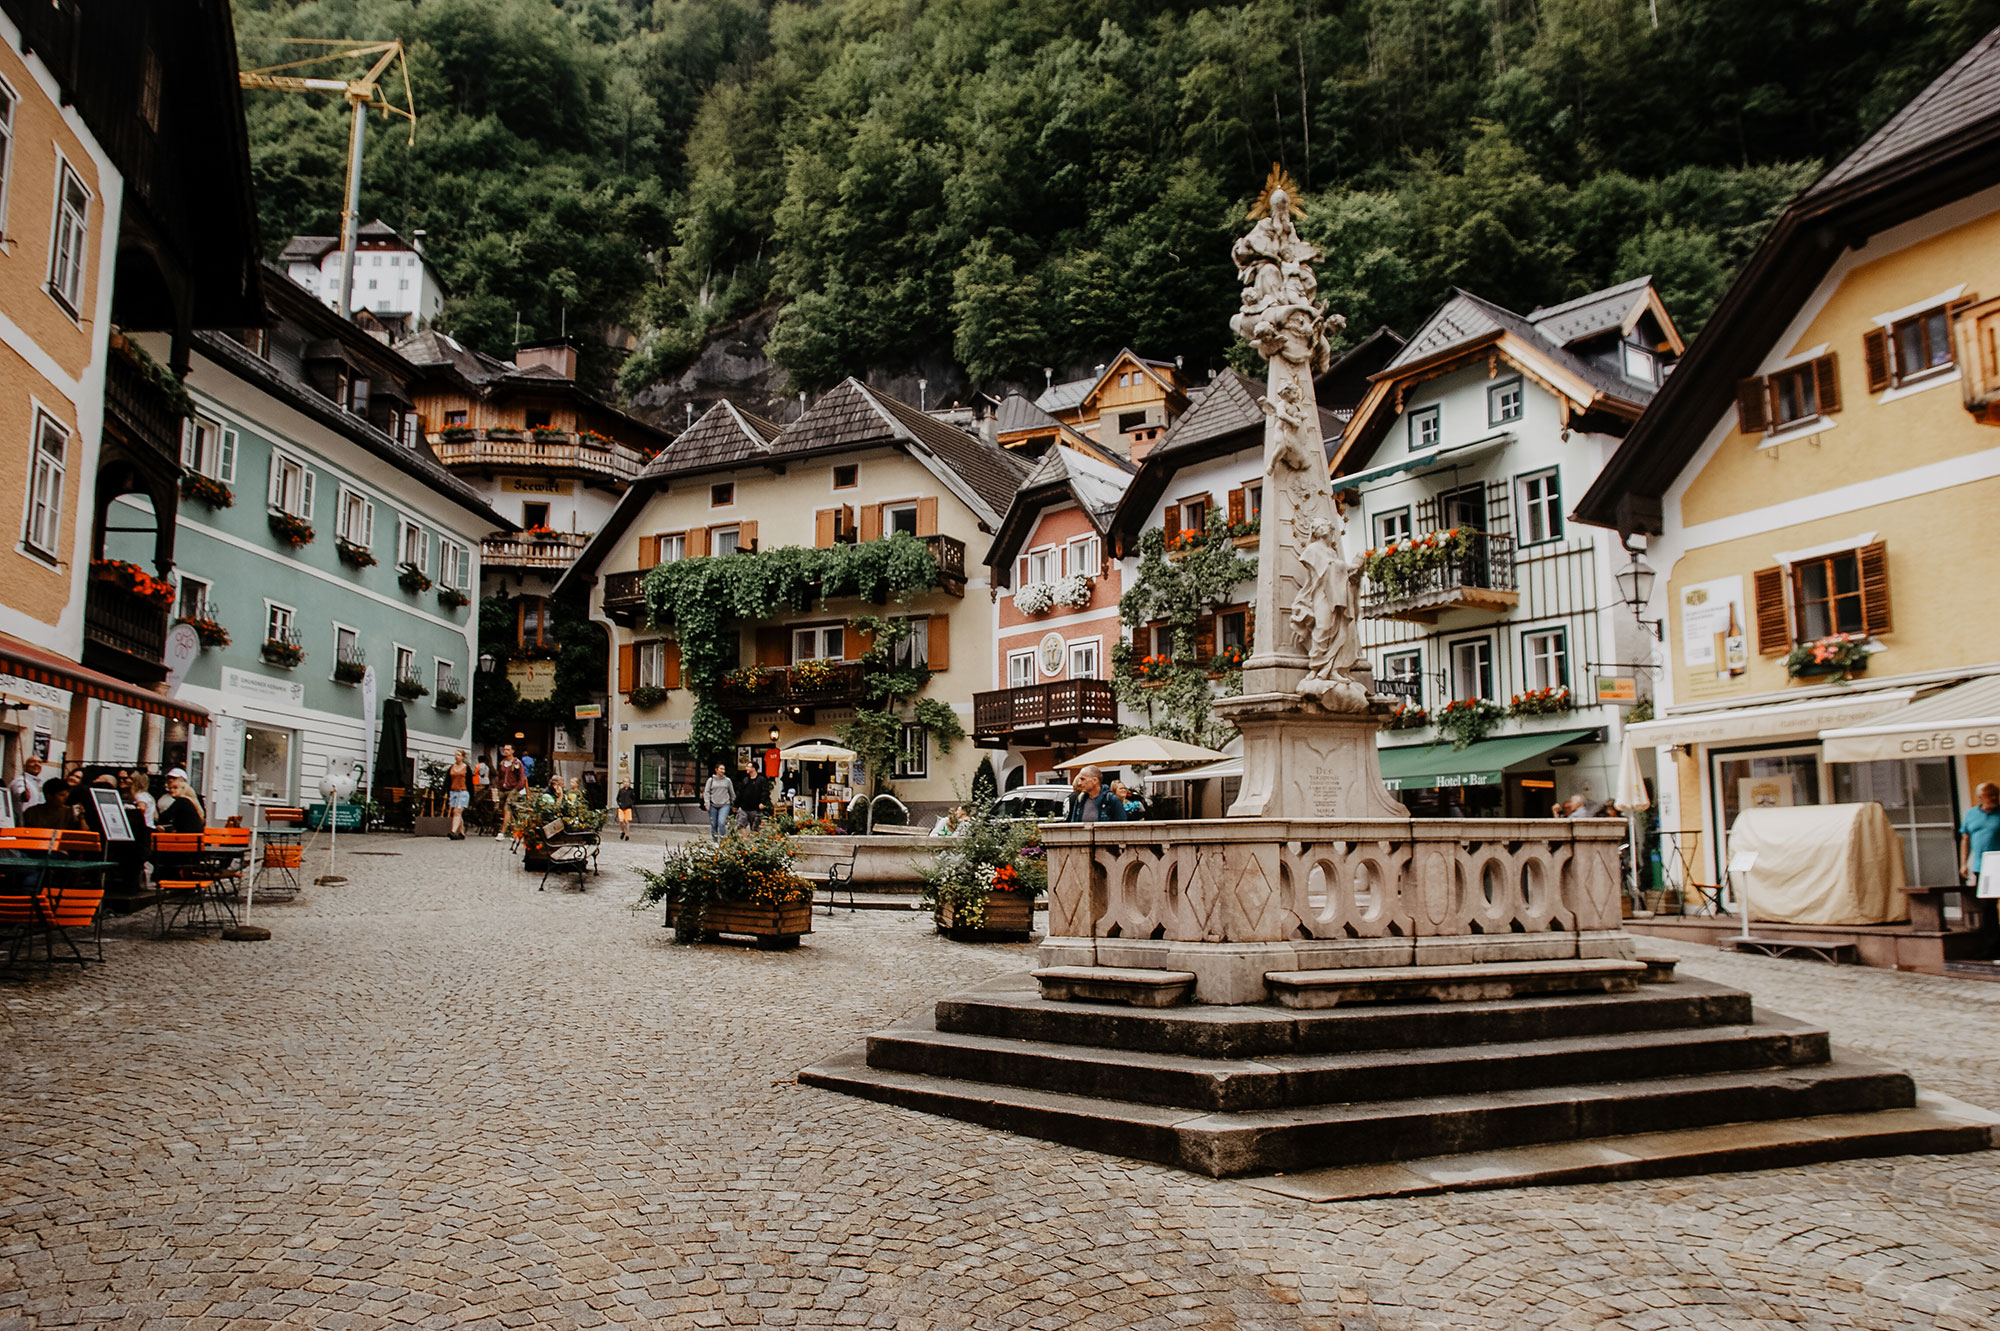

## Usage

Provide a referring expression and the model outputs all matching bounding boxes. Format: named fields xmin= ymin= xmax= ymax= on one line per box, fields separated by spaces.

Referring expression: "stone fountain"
xmin=800 ymin=172 xmax=1995 ymax=1193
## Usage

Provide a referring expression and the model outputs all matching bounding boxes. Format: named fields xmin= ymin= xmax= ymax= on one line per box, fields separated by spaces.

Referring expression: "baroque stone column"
xmin=1215 ymin=172 xmax=1405 ymax=820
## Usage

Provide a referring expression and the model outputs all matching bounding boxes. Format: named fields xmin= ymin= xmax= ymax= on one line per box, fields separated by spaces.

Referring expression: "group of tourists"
xmin=699 ymin=762 xmax=777 ymax=838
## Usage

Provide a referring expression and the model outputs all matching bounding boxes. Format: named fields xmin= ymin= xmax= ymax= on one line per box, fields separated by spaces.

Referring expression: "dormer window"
xmin=1488 ymin=378 xmax=1523 ymax=425
xmin=1621 ymin=342 xmax=1657 ymax=385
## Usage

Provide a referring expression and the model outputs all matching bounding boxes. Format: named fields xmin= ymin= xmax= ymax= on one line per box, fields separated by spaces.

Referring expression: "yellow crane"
xmin=239 ymin=39 xmax=417 ymax=319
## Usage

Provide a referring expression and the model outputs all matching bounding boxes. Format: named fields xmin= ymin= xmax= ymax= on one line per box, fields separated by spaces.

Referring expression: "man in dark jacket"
xmin=1065 ymin=765 xmax=1126 ymax=823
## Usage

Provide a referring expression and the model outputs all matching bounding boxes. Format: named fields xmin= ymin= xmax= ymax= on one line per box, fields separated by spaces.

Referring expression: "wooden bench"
xmin=1731 ymin=936 xmax=1861 ymax=965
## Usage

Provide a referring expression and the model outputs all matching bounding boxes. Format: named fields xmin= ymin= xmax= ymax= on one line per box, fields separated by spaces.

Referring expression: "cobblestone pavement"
xmin=2 ymin=833 xmax=1996 ymax=1330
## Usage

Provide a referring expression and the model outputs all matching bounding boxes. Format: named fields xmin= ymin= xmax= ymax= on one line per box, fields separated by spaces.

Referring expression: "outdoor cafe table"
xmin=0 ymin=854 xmax=117 ymax=970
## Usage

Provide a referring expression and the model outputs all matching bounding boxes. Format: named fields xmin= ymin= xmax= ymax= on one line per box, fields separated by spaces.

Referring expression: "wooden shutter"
xmin=1862 ymin=328 xmax=1892 ymax=393
xmin=1858 ymin=541 xmax=1893 ymax=635
xmin=755 ymin=627 xmax=788 ymax=666
xmin=860 ymin=504 xmax=883 ymax=542
xmin=1813 ymin=352 xmax=1841 ymax=414
xmin=617 ymin=643 xmax=635 ymax=693
xmin=1227 ymin=487 xmax=1245 ymax=526
xmin=1164 ymin=506 xmax=1182 ymax=544
xmin=663 ymin=641 xmax=682 ymax=688
xmin=687 ymin=526 xmax=710 ymax=558
xmin=815 ymin=509 xmax=837 ymax=549
xmin=640 ymin=535 xmax=660 ymax=570
xmin=916 ymin=497 xmax=939 ymax=537
xmin=1194 ymin=615 xmax=1215 ymax=663
xmin=1736 ymin=377 xmax=1768 ymax=433
xmin=851 ymin=622 xmax=875 ymax=658
xmin=738 ymin=520 xmax=757 ymax=552
xmin=1753 ymin=567 xmax=1790 ymax=655
xmin=926 ymin=614 xmax=949 ymax=671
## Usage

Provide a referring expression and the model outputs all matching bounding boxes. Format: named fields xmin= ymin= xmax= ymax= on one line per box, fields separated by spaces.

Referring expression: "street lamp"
xmin=768 ymin=724 xmax=780 ymax=744
xmin=1615 ymin=549 xmax=1663 ymax=640
xmin=478 ymin=651 xmax=497 ymax=675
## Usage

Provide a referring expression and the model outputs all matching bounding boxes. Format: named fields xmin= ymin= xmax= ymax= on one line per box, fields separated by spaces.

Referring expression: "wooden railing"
xmin=603 ymin=569 xmax=648 ymax=624
xmin=431 ymin=430 xmax=645 ymax=483
xmin=923 ymin=533 xmax=967 ymax=596
xmin=973 ymin=679 xmax=1117 ymax=739
xmin=105 ymin=348 xmax=185 ymax=468
xmin=715 ymin=662 xmax=868 ymax=711
xmin=482 ymin=531 xmax=591 ymax=570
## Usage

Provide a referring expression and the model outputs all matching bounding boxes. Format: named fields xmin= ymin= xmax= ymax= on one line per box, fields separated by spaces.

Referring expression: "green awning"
xmin=1378 ymin=729 xmax=1596 ymax=791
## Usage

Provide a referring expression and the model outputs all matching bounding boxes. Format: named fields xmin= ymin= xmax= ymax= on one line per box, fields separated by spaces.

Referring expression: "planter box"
xmin=663 ymin=899 xmax=813 ymax=949
xmin=937 ymin=891 xmax=1036 ymax=941
xmin=413 ymin=815 xmax=452 ymax=837
xmin=1790 ymin=662 xmax=1865 ymax=678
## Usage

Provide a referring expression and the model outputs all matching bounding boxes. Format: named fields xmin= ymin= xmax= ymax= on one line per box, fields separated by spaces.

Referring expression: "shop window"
xmin=241 ymin=725 xmax=293 ymax=802
xmin=1833 ymin=758 xmax=1958 ymax=885
xmin=635 ymin=743 xmax=698 ymax=802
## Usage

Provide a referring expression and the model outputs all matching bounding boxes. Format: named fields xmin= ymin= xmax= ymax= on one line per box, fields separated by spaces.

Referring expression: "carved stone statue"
xmin=1289 ymin=514 xmax=1368 ymax=711
xmin=1257 ymin=381 xmax=1316 ymax=473
xmin=1230 ymin=179 xmax=1341 ymax=373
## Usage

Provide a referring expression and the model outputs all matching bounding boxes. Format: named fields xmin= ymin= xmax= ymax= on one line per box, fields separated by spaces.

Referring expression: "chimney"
xmin=515 ymin=340 xmax=577 ymax=380
xmin=411 ymin=228 xmax=427 ymax=256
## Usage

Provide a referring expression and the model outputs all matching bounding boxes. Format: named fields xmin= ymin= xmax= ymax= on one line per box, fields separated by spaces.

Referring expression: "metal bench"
xmin=1731 ymin=936 xmax=1861 ymax=965
xmin=536 ymin=819 xmax=593 ymax=892
xmin=798 ymin=846 xmax=859 ymax=915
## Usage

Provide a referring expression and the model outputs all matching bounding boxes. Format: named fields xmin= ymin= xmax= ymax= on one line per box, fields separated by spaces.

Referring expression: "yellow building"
xmin=1578 ymin=26 xmax=2000 ymax=945
xmin=559 ymin=381 xmax=1026 ymax=822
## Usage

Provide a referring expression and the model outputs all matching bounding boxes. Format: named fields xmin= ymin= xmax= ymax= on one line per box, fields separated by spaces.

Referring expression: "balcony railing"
xmin=430 ymin=429 xmax=645 ymax=484
xmin=973 ymin=679 xmax=1119 ymax=745
xmin=715 ymin=662 xmax=869 ymax=712
xmin=923 ymin=534 xmax=967 ymax=597
xmin=83 ymin=579 xmax=169 ymax=678
xmin=482 ymin=531 xmax=592 ymax=570
xmin=1362 ymin=531 xmax=1519 ymax=623
xmin=104 ymin=346 xmax=186 ymax=469
xmin=603 ymin=569 xmax=649 ymax=625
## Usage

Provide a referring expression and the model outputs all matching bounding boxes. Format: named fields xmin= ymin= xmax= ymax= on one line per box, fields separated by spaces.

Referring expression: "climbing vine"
xmin=1111 ymin=517 xmax=1257 ymax=751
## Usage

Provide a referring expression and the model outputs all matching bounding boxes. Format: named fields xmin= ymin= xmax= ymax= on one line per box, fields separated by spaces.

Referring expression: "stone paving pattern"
xmin=1 ymin=834 xmax=1996 ymax=1329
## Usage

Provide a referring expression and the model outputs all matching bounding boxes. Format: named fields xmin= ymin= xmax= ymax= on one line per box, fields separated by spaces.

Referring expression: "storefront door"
xmin=1711 ymin=744 xmax=1823 ymax=877
xmin=241 ymin=725 xmax=295 ymax=803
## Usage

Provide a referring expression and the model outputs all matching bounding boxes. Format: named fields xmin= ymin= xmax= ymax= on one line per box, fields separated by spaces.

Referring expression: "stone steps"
xmin=1031 ymin=965 xmax=1195 ymax=1007
xmin=863 ymin=1011 xmax=1832 ymax=1114
xmin=1264 ymin=957 xmax=1645 ymax=1008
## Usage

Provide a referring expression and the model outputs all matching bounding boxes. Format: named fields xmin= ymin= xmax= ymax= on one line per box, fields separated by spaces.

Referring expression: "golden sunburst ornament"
xmin=1247 ymin=163 xmax=1307 ymax=221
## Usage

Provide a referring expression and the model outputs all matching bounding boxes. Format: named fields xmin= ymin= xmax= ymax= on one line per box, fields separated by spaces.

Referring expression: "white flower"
xmin=1051 ymin=573 xmax=1093 ymax=607
xmin=1013 ymin=581 xmax=1057 ymax=615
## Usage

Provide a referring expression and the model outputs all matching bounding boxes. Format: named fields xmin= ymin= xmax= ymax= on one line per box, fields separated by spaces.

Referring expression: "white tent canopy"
xmin=1817 ymin=673 xmax=2000 ymax=764
xmin=1624 ymin=689 xmax=1919 ymax=750
xmin=780 ymin=742 xmax=857 ymax=763
xmin=1054 ymin=736 xmax=1229 ymax=770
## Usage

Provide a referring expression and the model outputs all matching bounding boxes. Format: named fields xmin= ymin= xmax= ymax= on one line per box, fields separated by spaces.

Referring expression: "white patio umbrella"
xmin=1054 ymin=735 xmax=1229 ymax=770
xmin=781 ymin=742 xmax=858 ymax=763
xmin=1616 ymin=737 xmax=1652 ymax=811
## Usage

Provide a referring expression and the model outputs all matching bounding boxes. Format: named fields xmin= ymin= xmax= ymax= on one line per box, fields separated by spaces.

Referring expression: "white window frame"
xmin=1382 ymin=650 xmax=1423 ymax=706
xmin=265 ymin=600 xmax=296 ymax=644
xmin=655 ymin=532 xmax=686 ymax=564
xmin=791 ymin=625 xmax=844 ymax=662
xmin=399 ymin=518 xmax=428 ymax=573
xmin=21 ymin=408 xmax=68 ymax=562
xmin=435 ymin=657 xmax=455 ymax=693
xmin=1021 ymin=546 xmax=1057 ymax=585
xmin=1517 ymin=468 xmax=1562 ymax=546
xmin=1522 ymin=628 xmax=1569 ymax=693
xmin=0 ymin=74 xmax=16 ymax=242
xmin=182 ymin=416 xmax=238 ymax=483
xmin=1408 ymin=406 xmax=1441 ymax=452
xmin=1065 ymin=534 xmax=1101 ymax=579
xmin=1622 ymin=342 xmax=1657 ymax=385
xmin=884 ymin=502 xmax=920 ymax=537
xmin=1068 ymin=637 xmax=1101 ymax=680
xmin=439 ymin=538 xmax=471 ymax=590
xmin=267 ymin=451 xmax=314 ymax=519
xmin=711 ymin=524 xmax=741 ymax=556
xmin=1374 ymin=507 xmax=1412 ymax=547
xmin=335 ymin=486 xmax=375 ymax=548
xmin=1487 ymin=378 xmax=1523 ymax=426
xmin=636 ymin=641 xmax=668 ymax=689
xmin=332 ymin=623 xmax=361 ymax=674
xmin=894 ymin=723 xmax=929 ymax=779
xmin=393 ymin=644 xmax=416 ymax=684
xmin=1007 ymin=649 xmax=1037 ymax=688
xmin=45 ymin=157 xmax=90 ymax=318
xmin=1449 ymin=636 xmax=1494 ymax=702
xmin=176 ymin=573 xmax=213 ymax=622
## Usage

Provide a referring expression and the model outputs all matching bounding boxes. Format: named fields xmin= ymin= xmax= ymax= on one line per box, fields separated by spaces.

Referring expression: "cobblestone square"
xmin=1 ymin=834 xmax=1996 ymax=1329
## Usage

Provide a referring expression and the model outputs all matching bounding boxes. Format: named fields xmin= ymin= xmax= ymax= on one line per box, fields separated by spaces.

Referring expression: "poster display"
xmin=1679 ymin=576 xmax=1747 ymax=679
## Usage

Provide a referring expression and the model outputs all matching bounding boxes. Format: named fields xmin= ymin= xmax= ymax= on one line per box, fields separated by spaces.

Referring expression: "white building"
xmin=281 ymin=220 xmax=445 ymax=334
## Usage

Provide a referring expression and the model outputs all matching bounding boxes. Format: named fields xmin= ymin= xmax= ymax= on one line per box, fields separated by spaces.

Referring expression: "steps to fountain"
xmin=798 ymin=973 xmax=1995 ymax=1185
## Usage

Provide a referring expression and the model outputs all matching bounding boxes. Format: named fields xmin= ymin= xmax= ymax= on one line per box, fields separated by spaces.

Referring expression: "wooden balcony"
xmin=973 ymin=679 xmax=1120 ymax=748
xmin=923 ymin=534 xmax=967 ymax=597
xmin=482 ymin=531 xmax=591 ymax=571
xmin=715 ymin=662 xmax=869 ymax=713
xmin=430 ymin=430 xmax=645 ymax=486
xmin=603 ymin=569 xmax=648 ymax=626
xmin=82 ymin=579 xmax=169 ymax=683
xmin=1363 ymin=532 xmax=1519 ymax=624
xmin=104 ymin=344 xmax=186 ymax=471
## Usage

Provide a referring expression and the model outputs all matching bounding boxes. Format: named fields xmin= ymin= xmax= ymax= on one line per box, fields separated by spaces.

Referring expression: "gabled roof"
xmin=637 ymin=401 xmax=780 ymax=477
xmin=398 ymin=328 xmax=516 ymax=384
xmin=1576 ymin=22 xmax=2000 ymax=534
xmin=395 ymin=329 xmax=674 ymax=449
xmin=1076 ymin=348 xmax=1186 ymax=413
xmin=768 ymin=378 xmax=1029 ymax=527
xmin=984 ymin=444 xmax=1134 ymax=578
xmin=1527 ymin=276 xmax=1654 ymax=345
xmin=995 ymin=391 xmax=1062 ymax=435
xmin=1035 ymin=376 xmax=1095 ymax=414
xmin=280 ymin=234 xmax=338 ymax=264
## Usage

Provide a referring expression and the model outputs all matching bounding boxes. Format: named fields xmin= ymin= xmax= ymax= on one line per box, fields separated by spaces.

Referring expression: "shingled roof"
xmin=639 ymin=401 xmax=779 ymax=477
xmin=995 ymin=391 xmax=1062 ymax=436
xmin=1527 ymin=275 xmax=1657 ymax=347
xmin=1386 ymin=287 xmax=1659 ymax=408
xmin=1808 ymin=25 xmax=2000 ymax=199
xmin=984 ymin=444 xmax=1134 ymax=578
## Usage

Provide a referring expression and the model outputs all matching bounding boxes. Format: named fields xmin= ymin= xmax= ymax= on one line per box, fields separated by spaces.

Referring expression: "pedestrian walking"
xmin=701 ymin=763 xmax=735 ymax=838
xmin=741 ymin=768 xmax=772 ymax=831
xmin=615 ymin=780 xmax=637 ymax=840
xmin=445 ymin=750 xmax=472 ymax=840
xmin=495 ymin=744 xmax=525 ymax=842
xmin=1960 ymin=781 xmax=2000 ymax=887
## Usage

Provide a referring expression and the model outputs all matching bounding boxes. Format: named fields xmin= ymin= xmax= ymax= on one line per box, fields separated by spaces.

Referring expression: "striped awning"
xmin=0 ymin=633 xmax=209 ymax=729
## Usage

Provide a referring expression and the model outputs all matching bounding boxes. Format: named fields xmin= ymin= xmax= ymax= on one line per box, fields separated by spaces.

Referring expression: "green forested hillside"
xmin=236 ymin=0 xmax=2000 ymax=399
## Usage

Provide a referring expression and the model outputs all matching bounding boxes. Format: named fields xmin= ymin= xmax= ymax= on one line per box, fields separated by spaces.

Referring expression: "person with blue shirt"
xmin=1065 ymin=766 xmax=1125 ymax=823
xmin=1960 ymin=781 xmax=2000 ymax=885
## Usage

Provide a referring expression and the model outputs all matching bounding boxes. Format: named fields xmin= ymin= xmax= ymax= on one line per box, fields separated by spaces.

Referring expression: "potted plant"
xmin=396 ymin=562 xmax=432 ymax=593
xmin=332 ymin=656 xmax=366 ymax=685
xmin=394 ymin=674 xmax=430 ymax=701
xmin=267 ymin=511 xmax=314 ymax=547
xmin=1510 ymin=686 xmax=1573 ymax=717
xmin=1133 ymin=653 xmax=1172 ymax=687
xmin=1361 ymin=528 xmax=1477 ymax=600
xmin=179 ymin=472 xmax=233 ymax=508
xmin=577 ymin=427 xmax=615 ymax=447
xmin=1209 ymin=644 xmax=1245 ymax=673
xmin=1385 ymin=702 xmax=1428 ymax=730
xmin=437 ymin=424 xmax=475 ymax=443
xmin=1434 ymin=698 xmax=1506 ymax=749
xmin=1230 ymin=517 xmax=1261 ymax=548
xmin=435 ymin=687 xmax=465 ymax=710
xmin=335 ymin=537 xmax=377 ymax=568
xmin=262 ymin=637 xmax=305 ymax=668
xmin=437 ymin=585 xmax=469 ymax=609
xmin=90 ymin=559 xmax=175 ymax=606
xmin=628 ymin=683 xmax=669 ymax=709
xmin=922 ymin=807 xmax=1046 ymax=940
xmin=1012 ymin=580 xmax=1057 ymax=615
xmin=177 ymin=613 xmax=229 ymax=649
xmin=1786 ymin=633 xmax=1871 ymax=678
xmin=529 ymin=425 xmax=567 ymax=442
xmin=638 ymin=827 xmax=814 ymax=948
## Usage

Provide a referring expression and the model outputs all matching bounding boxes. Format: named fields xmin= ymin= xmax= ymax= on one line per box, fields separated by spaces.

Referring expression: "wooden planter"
xmin=937 ymin=890 xmax=1036 ymax=942
xmin=663 ymin=899 xmax=813 ymax=949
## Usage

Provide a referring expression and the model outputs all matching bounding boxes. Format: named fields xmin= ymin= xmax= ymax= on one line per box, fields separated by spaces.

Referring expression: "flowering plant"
xmin=435 ymin=688 xmax=465 ymax=710
xmin=261 ymin=637 xmax=305 ymax=668
xmin=529 ymin=425 xmax=567 ymax=441
xmin=1385 ymin=703 xmax=1429 ymax=730
xmin=1012 ymin=580 xmax=1056 ymax=615
xmin=721 ymin=664 xmax=769 ymax=694
xmin=267 ymin=511 xmax=315 ymax=547
xmin=436 ymin=424 xmax=475 ymax=441
xmin=396 ymin=562 xmax=433 ymax=593
xmin=1360 ymin=528 xmax=1477 ymax=599
xmin=790 ymin=657 xmax=838 ymax=689
xmin=525 ymin=524 xmax=560 ymax=539
xmin=922 ymin=803 xmax=1047 ymax=930
xmin=179 ymin=472 xmax=234 ymax=508
xmin=393 ymin=674 xmax=431 ymax=700
xmin=177 ymin=614 xmax=229 ymax=648
xmin=1435 ymin=698 xmax=1507 ymax=749
xmin=437 ymin=586 xmax=470 ymax=610
xmin=335 ymin=537 xmax=377 ymax=568
xmin=638 ymin=826 xmax=811 ymax=943
xmin=1786 ymin=633 xmax=1871 ymax=677
xmin=1210 ymin=644 xmax=1245 ymax=672
xmin=90 ymin=559 xmax=175 ymax=605
xmin=333 ymin=657 xmax=366 ymax=684
xmin=1510 ymin=686 xmax=1573 ymax=717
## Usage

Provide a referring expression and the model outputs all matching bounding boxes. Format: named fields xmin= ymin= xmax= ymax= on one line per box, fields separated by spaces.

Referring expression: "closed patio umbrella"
xmin=374 ymin=699 xmax=410 ymax=795
xmin=1054 ymin=735 xmax=1230 ymax=770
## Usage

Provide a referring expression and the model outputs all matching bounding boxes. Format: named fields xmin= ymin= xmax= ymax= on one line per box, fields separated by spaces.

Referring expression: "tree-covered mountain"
xmin=236 ymin=0 xmax=2000 ymax=403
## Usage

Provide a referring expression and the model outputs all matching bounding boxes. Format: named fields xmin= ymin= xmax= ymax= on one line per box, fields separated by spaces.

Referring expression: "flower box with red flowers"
xmin=396 ymin=562 xmax=433 ymax=593
xmin=90 ymin=559 xmax=175 ymax=606
xmin=335 ymin=537 xmax=377 ymax=568
xmin=437 ymin=586 xmax=470 ymax=610
xmin=1133 ymin=653 xmax=1173 ymax=686
xmin=1209 ymin=645 xmax=1245 ymax=673
xmin=261 ymin=637 xmax=305 ymax=668
xmin=267 ymin=511 xmax=315 ymax=547
xmin=1786 ymin=633 xmax=1871 ymax=678
xmin=1385 ymin=703 xmax=1429 ymax=730
xmin=1434 ymin=698 xmax=1507 ymax=749
xmin=1509 ymin=686 xmax=1573 ymax=717
xmin=179 ymin=472 xmax=234 ymax=509
xmin=177 ymin=614 xmax=230 ymax=648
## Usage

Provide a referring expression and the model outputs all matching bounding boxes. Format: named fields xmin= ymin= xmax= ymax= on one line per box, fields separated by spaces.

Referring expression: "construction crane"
xmin=239 ymin=39 xmax=417 ymax=319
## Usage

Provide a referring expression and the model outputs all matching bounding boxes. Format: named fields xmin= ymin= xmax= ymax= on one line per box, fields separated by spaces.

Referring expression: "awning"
xmin=1342 ymin=430 xmax=1511 ymax=489
xmin=1378 ymin=729 xmax=1595 ymax=791
xmin=1143 ymin=756 xmax=1242 ymax=784
xmin=1625 ymin=689 xmax=1918 ymax=751
xmin=1818 ymin=674 xmax=2000 ymax=763
xmin=0 ymin=633 xmax=209 ymax=729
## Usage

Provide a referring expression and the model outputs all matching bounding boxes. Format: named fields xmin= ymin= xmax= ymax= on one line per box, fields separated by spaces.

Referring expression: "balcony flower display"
xmin=90 ymin=559 xmax=175 ymax=606
xmin=335 ymin=537 xmax=377 ymax=568
xmin=396 ymin=562 xmax=433 ymax=593
xmin=435 ymin=687 xmax=466 ymax=710
xmin=1012 ymin=573 xmax=1091 ymax=615
xmin=524 ymin=524 xmax=561 ymax=540
xmin=1786 ymin=632 xmax=1872 ymax=678
xmin=333 ymin=656 xmax=366 ymax=684
xmin=1510 ymin=686 xmax=1573 ymax=717
xmin=393 ymin=674 xmax=430 ymax=701
xmin=437 ymin=424 xmax=475 ymax=442
xmin=529 ymin=425 xmax=566 ymax=441
xmin=721 ymin=664 xmax=768 ymax=694
xmin=176 ymin=613 xmax=229 ymax=649
xmin=1385 ymin=703 xmax=1429 ymax=730
xmin=437 ymin=586 xmax=470 ymax=610
xmin=267 ymin=511 xmax=314 ymax=547
xmin=179 ymin=472 xmax=233 ymax=509
xmin=1360 ymin=528 xmax=1476 ymax=599
xmin=577 ymin=427 xmax=615 ymax=448
xmin=790 ymin=657 xmax=838 ymax=690
xmin=262 ymin=637 xmax=305 ymax=668
xmin=1435 ymin=698 xmax=1507 ymax=749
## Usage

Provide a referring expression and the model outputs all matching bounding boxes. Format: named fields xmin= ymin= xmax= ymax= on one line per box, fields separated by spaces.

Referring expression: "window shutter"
xmin=1164 ymin=506 xmax=1182 ymax=544
xmin=755 ymin=627 xmax=787 ymax=667
xmin=180 ymin=419 xmax=196 ymax=468
xmin=1813 ymin=353 xmax=1841 ymax=414
xmin=1195 ymin=616 xmax=1216 ymax=663
xmin=363 ymin=500 xmax=374 ymax=547
xmin=1862 ymin=328 xmax=1892 ymax=392
xmin=301 ymin=467 xmax=315 ymax=518
xmin=220 ymin=428 xmax=238 ymax=482
xmin=738 ymin=520 xmax=757 ymax=552
xmin=916 ymin=497 xmax=938 ymax=537
xmin=1227 ymin=487 xmax=1245 ymax=526
xmin=1736 ymin=378 xmax=1768 ymax=433
xmin=351 ymin=377 xmax=370 ymax=417
xmin=640 ymin=535 xmax=659 ymax=570
xmin=617 ymin=644 xmax=635 ymax=693
xmin=926 ymin=615 xmax=948 ymax=671
xmin=1858 ymin=541 xmax=1892 ymax=635
xmin=860 ymin=503 xmax=883 ymax=542
xmin=267 ymin=454 xmax=283 ymax=508
xmin=687 ymin=526 xmax=710 ymax=558
xmin=1753 ymin=567 xmax=1789 ymax=654
xmin=663 ymin=641 xmax=682 ymax=689
xmin=815 ymin=509 xmax=837 ymax=549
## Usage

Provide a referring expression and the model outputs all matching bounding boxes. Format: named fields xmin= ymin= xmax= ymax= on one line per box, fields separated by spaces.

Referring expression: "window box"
xmin=1434 ymin=699 xmax=1506 ymax=750
xmin=333 ymin=657 xmax=367 ymax=685
xmin=437 ymin=586 xmax=470 ymax=610
xmin=262 ymin=637 xmax=305 ymax=668
xmin=529 ymin=426 xmax=567 ymax=442
xmin=335 ymin=537 xmax=377 ymax=569
xmin=1786 ymin=634 xmax=1871 ymax=678
xmin=1385 ymin=704 xmax=1429 ymax=731
xmin=176 ymin=615 xmax=230 ymax=649
xmin=396 ymin=562 xmax=433 ymax=594
xmin=628 ymin=684 xmax=669 ymax=710
xmin=1509 ymin=686 xmax=1573 ymax=717
xmin=179 ymin=472 xmax=234 ymax=509
xmin=437 ymin=425 xmax=475 ymax=442
xmin=393 ymin=675 xmax=431 ymax=701
xmin=89 ymin=559 xmax=175 ymax=606
xmin=267 ymin=511 xmax=315 ymax=548
xmin=435 ymin=688 xmax=465 ymax=711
